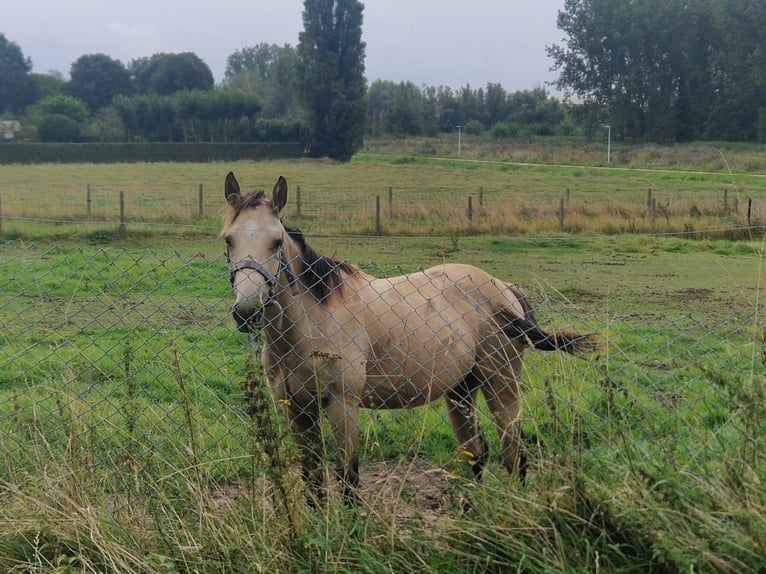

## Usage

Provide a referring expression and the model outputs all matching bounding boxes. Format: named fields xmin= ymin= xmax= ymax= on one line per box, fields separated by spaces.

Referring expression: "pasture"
xmin=1 ymin=145 xmax=765 ymax=572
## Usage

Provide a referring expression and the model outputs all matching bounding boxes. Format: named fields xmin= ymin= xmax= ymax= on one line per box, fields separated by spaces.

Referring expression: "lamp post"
xmin=456 ymin=125 xmax=462 ymax=156
xmin=601 ymin=124 xmax=611 ymax=163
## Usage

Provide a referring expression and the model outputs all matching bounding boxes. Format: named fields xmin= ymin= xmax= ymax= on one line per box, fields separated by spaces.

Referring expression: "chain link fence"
xmin=1 ymin=236 xmax=764 ymax=511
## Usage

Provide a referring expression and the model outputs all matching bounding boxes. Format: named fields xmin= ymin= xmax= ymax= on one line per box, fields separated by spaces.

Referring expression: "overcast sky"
xmin=4 ymin=0 xmax=566 ymax=92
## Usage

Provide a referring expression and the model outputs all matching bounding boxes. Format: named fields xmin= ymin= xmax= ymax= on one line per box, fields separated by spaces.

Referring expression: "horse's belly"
xmin=362 ymin=361 xmax=471 ymax=409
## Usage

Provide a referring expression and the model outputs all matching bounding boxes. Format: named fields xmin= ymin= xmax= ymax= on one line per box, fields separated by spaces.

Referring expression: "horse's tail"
xmin=497 ymin=286 xmax=598 ymax=355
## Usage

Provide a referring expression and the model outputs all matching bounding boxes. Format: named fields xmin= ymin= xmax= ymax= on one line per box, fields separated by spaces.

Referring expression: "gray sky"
xmin=4 ymin=0 xmax=566 ymax=92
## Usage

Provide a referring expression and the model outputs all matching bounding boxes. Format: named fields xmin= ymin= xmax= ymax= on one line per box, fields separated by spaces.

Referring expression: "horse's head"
xmin=222 ymin=171 xmax=288 ymax=332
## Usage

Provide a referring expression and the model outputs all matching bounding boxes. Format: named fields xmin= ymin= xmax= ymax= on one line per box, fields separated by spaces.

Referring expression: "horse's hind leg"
xmin=446 ymin=373 xmax=489 ymax=479
xmin=480 ymin=360 xmax=527 ymax=483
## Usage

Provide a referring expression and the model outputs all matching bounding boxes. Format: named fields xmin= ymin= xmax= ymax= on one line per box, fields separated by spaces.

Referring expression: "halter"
xmin=226 ymin=244 xmax=299 ymax=302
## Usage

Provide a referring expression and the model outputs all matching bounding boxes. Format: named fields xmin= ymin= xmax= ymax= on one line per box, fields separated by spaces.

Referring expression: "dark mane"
xmin=285 ymin=226 xmax=358 ymax=303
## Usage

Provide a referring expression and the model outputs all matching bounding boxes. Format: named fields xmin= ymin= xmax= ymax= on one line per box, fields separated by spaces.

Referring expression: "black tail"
xmin=498 ymin=288 xmax=597 ymax=354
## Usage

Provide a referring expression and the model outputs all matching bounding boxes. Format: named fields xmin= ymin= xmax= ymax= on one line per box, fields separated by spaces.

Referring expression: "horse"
xmin=222 ymin=171 xmax=594 ymax=502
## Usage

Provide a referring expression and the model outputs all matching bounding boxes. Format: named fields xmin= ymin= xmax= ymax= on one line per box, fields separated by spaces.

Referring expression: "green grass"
xmin=1 ymin=232 xmax=764 ymax=572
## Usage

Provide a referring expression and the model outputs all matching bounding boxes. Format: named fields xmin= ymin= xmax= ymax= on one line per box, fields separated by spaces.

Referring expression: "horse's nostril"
xmin=232 ymin=304 xmax=263 ymax=333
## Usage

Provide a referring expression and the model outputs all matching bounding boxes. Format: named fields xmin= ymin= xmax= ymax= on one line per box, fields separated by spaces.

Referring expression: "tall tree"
xmin=297 ymin=0 xmax=367 ymax=161
xmin=65 ymin=54 xmax=133 ymax=111
xmin=0 ymin=34 xmax=38 ymax=114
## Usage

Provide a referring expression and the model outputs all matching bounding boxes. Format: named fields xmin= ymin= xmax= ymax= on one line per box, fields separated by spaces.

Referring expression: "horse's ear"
xmin=272 ymin=176 xmax=288 ymax=212
xmin=225 ymin=172 xmax=240 ymax=204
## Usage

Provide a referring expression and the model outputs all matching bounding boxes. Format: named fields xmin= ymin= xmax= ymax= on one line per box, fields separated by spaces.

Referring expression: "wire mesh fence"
xmin=1 ymin=234 xmax=764 ymax=511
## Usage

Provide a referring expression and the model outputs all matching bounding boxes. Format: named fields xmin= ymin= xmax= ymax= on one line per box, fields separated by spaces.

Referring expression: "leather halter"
xmin=227 ymin=250 xmax=299 ymax=298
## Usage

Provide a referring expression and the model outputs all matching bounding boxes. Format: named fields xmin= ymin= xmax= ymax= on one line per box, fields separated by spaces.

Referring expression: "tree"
xmin=548 ymin=0 xmax=700 ymax=141
xmin=224 ymin=43 xmax=300 ymax=118
xmin=37 ymin=114 xmax=81 ymax=142
xmin=65 ymin=54 xmax=133 ymax=110
xmin=297 ymin=0 xmax=367 ymax=161
xmin=36 ymin=94 xmax=90 ymax=124
xmin=130 ymin=53 xmax=214 ymax=95
xmin=704 ymin=0 xmax=766 ymax=140
xmin=0 ymin=33 xmax=38 ymax=114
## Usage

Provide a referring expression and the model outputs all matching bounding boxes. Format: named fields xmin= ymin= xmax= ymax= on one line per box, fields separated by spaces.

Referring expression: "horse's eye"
xmin=224 ymin=236 xmax=232 ymax=248
xmin=272 ymin=237 xmax=284 ymax=251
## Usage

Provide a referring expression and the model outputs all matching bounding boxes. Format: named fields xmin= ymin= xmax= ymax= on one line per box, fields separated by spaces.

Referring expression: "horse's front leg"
xmin=287 ymin=397 xmax=324 ymax=502
xmin=322 ymin=360 xmax=364 ymax=505
xmin=324 ymin=393 xmax=361 ymax=504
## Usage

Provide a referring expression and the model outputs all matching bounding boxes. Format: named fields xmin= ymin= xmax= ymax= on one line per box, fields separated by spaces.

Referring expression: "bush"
xmin=492 ymin=121 xmax=519 ymax=138
xmin=37 ymin=114 xmax=81 ymax=142
xmin=463 ymin=120 xmax=483 ymax=136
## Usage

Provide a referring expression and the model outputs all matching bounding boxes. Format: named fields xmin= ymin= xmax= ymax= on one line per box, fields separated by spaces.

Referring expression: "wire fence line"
xmin=1 ymin=237 xmax=764 ymax=508
xmin=0 ymin=175 xmax=761 ymax=237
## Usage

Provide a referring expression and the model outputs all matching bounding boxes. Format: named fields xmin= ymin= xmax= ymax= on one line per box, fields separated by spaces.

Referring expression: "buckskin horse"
xmin=222 ymin=172 xmax=594 ymax=502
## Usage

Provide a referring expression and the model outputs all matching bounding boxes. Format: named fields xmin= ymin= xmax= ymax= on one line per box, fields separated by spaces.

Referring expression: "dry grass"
xmin=1 ymin=138 xmax=765 ymax=239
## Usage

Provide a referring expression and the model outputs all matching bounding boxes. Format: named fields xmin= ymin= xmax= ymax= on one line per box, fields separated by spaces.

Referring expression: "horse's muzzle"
xmin=232 ymin=304 xmax=264 ymax=333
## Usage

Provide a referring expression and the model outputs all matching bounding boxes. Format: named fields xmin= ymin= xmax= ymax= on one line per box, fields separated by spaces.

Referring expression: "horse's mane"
xmin=285 ymin=226 xmax=359 ymax=303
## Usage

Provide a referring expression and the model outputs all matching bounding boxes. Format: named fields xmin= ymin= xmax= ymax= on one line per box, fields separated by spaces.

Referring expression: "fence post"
xmin=647 ymin=188 xmax=653 ymax=208
xmin=296 ymin=185 xmax=302 ymax=219
xmin=388 ymin=186 xmax=393 ymax=219
xmin=747 ymin=198 xmax=753 ymax=226
xmin=566 ymin=188 xmax=571 ymax=203
xmin=375 ymin=195 xmax=382 ymax=235
xmin=198 ymin=184 xmax=204 ymax=219
xmin=723 ymin=189 xmax=728 ymax=213
xmin=0 ymin=190 xmax=3 ymax=235
xmin=86 ymin=183 xmax=92 ymax=218
xmin=651 ymin=197 xmax=657 ymax=229
xmin=479 ymin=186 xmax=484 ymax=207
xmin=467 ymin=196 xmax=474 ymax=221
xmin=119 ymin=191 xmax=127 ymax=237
xmin=559 ymin=197 xmax=566 ymax=229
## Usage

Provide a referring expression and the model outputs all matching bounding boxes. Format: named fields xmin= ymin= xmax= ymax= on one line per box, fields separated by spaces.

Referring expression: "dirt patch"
xmin=204 ymin=460 xmax=464 ymax=528
xmin=669 ymin=287 xmax=715 ymax=302
xmin=360 ymin=461 xmax=459 ymax=522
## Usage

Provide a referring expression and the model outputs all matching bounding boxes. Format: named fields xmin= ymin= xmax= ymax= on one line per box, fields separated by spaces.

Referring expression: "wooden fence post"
xmin=375 ymin=195 xmax=381 ymax=235
xmin=86 ymin=183 xmax=92 ymax=218
xmin=559 ymin=197 xmax=566 ymax=229
xmin=388 ymin=186 xmax=393 ymax=219
xmin=467 ymin=196 xmax=474 ymax=221
xmin=647 ymin=188 xmax=653 ymax=208
xmin=296 ymin=185 xmax=302 ymax=219
xmin=723 ymin=189 xmax=728 ymax=213
xmin=198 ymin=184 xmax=204 ymax=219
xmin=119 ymin=191 xmax=127 ymax=237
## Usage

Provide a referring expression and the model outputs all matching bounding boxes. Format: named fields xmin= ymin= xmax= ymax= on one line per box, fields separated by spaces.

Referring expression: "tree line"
xmin=548 ymin=0 xmax=766 ymax=143
xmin=0 ymin=4 xmax=567 ymax=160
xmin=3 ymin=0 xmax=764 ymax=159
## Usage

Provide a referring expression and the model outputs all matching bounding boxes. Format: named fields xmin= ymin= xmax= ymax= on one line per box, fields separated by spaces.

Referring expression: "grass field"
xmin=1 ymin=139 xmax=765 ymax=572
xmin=2 ymin=137 xmax=766 ymax=239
